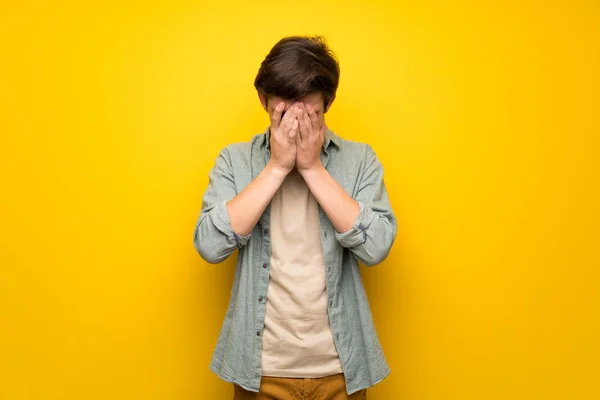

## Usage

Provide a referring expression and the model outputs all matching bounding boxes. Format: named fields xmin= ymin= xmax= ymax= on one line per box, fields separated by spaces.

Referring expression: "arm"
xmin=193 ymin=149 xmax=289 ymax=264
xmin=295 ymin=103 xmax=359 ymax=232
xmin=295 ymin=103 xmax=397 ymax=266
xmin=193 ymin=102 xmax=300 ymax=264
xmin=192 ymin=148 xmax=250 ymax=264
xmin=301 ymin=145 xmax=397 ymax=266
xmin=227 ymin=161 xmax=288 ymax=236
xmin=229 ymin=102 xmax=301 ymax=235
xmin=299 ymin=164 xmax=359 ymax=233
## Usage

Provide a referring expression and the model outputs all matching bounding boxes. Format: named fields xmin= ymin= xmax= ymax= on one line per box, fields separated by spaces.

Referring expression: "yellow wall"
xmin=1 ymin=1 xmax=599 ymax=399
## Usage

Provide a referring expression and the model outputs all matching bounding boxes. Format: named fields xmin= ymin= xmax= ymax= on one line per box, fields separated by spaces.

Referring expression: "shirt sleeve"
xmin=193 ymin=147 xmax=251 ymax=264
xmin=334 ymin=145 xmax=397 ymax=266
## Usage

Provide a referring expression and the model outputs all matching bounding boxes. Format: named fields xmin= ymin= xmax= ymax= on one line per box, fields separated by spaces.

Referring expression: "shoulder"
xmin=338 ymin=137 xmax=374 ymax=155
xmin=215 ymin=132 xmax=267 ymax=164
xmin=330 ymin=131 xmax=379 ymax=165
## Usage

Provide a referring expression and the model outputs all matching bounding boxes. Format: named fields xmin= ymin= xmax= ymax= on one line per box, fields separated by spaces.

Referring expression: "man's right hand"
xmin=224 ymin=102 xmax=300 ymax=237
xmin=269 ymin=102 xmax=299 ymax=174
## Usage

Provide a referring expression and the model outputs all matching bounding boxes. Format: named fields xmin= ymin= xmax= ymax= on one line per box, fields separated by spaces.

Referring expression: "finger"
xmin=302 ymin=108 xmax=313 ymax=138
xmin=272 ymin=102 xmax=285 ymax=130
xmin=281 ymin=103 xmax=297 ymax=130
xmin=297 ymin=109 xmax=308 ymax=142
xmin=277 ymin=104 xmax=291 ymax=134
xmin=305 ymin=103 xmax=320 ymax=131
xmin=283 ymin=103 xmax=298 ymax=135
xmin=289 ymin=118 xmax=299 ymax=139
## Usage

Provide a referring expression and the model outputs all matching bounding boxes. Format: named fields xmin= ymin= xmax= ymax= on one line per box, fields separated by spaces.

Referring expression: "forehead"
xmin=269 ymin=92 xmax=324 ymax=110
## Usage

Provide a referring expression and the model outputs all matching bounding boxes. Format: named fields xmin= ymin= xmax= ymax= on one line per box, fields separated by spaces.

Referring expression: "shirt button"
xmin=329 ymin=300 xmax=333 ymax=307
xmin=258 ymin=296 xmax=263 ymax=302
xmin=327 ymin=266 xmax=331 ymax=273
xmin=262 ymin=263 xmax=268 ymax=269
xmin=323 ymin=231 xmax=328 ymax=239
xmin=334 ymin=333 xmax=339 ymax=341
xmin=263 ymin=229 xmax=269 ymax=235
xmin=257 ymin=331 xmax=261 ymax=337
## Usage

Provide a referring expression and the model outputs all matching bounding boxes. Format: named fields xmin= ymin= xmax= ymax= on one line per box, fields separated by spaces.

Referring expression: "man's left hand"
xmin=295 ymin=103 xmax=325 ymax=171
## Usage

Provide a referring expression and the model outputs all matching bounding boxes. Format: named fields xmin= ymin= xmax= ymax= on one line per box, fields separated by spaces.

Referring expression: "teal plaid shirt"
xmin=193 ymin=127 xmax=397 ymax=395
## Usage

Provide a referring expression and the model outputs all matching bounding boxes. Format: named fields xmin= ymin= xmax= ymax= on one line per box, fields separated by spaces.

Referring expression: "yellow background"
xmin=1 ymin=1 xmax=599 ymax=399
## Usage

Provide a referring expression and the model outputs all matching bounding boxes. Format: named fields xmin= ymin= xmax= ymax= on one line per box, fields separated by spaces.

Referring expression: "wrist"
xmin=298 ymin=162 xmax=325 ymax=176
xmin=265 ymin=160 xmax=292 ymax=179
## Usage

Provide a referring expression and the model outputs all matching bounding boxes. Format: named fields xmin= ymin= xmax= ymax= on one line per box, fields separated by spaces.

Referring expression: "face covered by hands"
xmin=264 ymin=92 xmax=330 ymax=174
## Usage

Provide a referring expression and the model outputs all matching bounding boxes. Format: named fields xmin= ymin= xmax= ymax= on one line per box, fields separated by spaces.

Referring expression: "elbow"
xmin=194 ymin=240 xmax=221 ymax=264
xmin=198 ymin=248 xmax=226 ymax=264
xmin=359 ymin=230 xmax=395 ymax=267
xmin=360 ymin=247 xmax=392 ymax=267
xmin=193 ymin=230 xmax=229 ymax=264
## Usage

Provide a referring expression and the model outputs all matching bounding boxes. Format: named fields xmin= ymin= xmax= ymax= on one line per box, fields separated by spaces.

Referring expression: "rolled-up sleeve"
xmin=334 ymin=145 xmax=397 ymax=266
xmin=193 ymin=148 xmax=251 ymax=264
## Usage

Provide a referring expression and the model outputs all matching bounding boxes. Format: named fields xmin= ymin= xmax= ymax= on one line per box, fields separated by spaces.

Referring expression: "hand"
xmin=295 ymin=103 xmax=325 ymax=172
xmin=269 ymin=102 xmax=299 ymax=174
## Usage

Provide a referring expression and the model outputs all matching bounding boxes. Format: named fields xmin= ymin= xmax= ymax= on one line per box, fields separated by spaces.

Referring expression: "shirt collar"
xmin=262 ymin=126 xmax=341 ymax=151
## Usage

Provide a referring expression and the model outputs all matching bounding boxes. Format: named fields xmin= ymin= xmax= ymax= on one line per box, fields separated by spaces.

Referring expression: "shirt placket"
xmin=318 ymin=149 xmax=345 ymax=363
xmin=254 ymin=143 xmax=272 ymax=376
xmin=256 ymin=206 xmax=271 ymax=334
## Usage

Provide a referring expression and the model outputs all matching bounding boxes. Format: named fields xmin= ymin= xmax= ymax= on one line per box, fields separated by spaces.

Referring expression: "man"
xmin=193 ymin=36 xmax=397 ymax=399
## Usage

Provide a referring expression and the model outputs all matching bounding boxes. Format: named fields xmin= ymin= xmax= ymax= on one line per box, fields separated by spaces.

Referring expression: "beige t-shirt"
xmin=261 ymin=168 xmax=343 ymax=378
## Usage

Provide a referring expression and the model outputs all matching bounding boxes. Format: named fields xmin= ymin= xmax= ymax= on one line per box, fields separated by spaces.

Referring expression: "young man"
xmin=193 ymin=36 xmax=397 ymax=399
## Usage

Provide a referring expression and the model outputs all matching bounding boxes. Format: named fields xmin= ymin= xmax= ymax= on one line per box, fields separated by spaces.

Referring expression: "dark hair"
xmin=254 ymin=36 xmax=340 ymax=110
